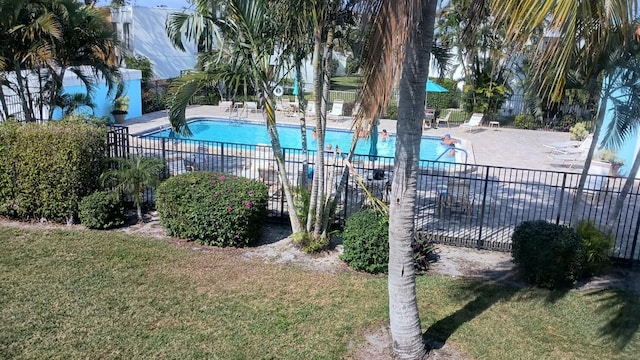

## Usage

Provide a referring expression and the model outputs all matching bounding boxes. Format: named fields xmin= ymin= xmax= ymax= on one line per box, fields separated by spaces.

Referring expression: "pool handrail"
xmin=435 ymin=147 xmax=468 ymax=163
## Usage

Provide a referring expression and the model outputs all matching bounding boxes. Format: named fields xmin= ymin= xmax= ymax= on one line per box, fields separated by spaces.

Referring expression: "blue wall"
xmin=53 ymin=68 xmax=142 ymax=122
xmin=599 ymin=75 xmax=639 ymax=177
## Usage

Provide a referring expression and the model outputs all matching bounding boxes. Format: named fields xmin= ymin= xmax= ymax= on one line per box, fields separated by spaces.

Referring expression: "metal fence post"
xmin=555 ymin=173 xmax=568 ymax=225
xmin=476 ymin=166 xmax=490 ymax=249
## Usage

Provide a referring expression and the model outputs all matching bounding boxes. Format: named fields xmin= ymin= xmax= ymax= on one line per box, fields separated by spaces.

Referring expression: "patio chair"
xmin=258 ymin=166 xmax=282 ymax=199
xmin=190 ymin=144 xmax=211 ymax=170
xmin=218 ymin=100 xmax=233 ymax=112
xmin=276 ymin=98 xmax=291 ymax=113
xmin=439 ymin=178 xmax=474 ymax=218
xmin=459 ymin=113 xmax=483 ymax=132
xmin=166 ymin=157 xmax=188 ymax=176
xmin=435 ymin=111 xmax=451 ymax=128
xmin=306 ymin=102 xmax=316 ymax=118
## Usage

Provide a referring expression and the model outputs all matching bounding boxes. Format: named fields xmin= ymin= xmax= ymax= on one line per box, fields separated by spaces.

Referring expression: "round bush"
xmin=511 ymin=220 xmax=587 ymax=289
xmin=155 ymin=172 xmax=268 ymax=247
xmin=78 ymin=191 xmax=126 ymax=229
xmin=340 ymin=210 xmax=389 ymax=274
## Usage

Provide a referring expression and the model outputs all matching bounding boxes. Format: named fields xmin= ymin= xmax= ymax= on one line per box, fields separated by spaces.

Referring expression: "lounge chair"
xmin=435 ymin=111 xmax=451 ymax=128
xmin=549 ymin=152 xmax=587 ymax=168
xmin=459 ymin=113 xmax=483 ymax=132
xmin=190 ymin=145 xmax=211 ymax=170
xmin=245 ymin=101 xmax=259 ymax=113
xmin=306 ymin=102 xmax=316 ymax=118
xmin=329 ymin=99 xmax=345 ymax=121
xmin=218 ymin=100 xmax=233 ymax=112
xmin=543 ymin=134 xmax=593 ymax=154
xmin=258 ymin=166 xmax=282 ymax=199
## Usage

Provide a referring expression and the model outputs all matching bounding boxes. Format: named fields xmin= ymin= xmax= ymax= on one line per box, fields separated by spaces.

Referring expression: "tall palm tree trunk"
xmin=307 ymin=26 xmax=324 ymax=233
xmin=13 ymin=63 xmax=33 ymax=122
xmin=264 ymin=94 xmax=302 ymax=234
xmin=571 ymin=91 xmax=609 ymax=225
xmin=388 ymin=1 xmax=437 ymax=358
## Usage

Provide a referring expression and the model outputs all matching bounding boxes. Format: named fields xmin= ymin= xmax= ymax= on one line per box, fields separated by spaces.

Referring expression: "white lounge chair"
xmin=245 ymin=101 xmax=259 ymax=113
xmin=218 ymin=100 xmax=233 ymax=112
xmin=549 ymin=152 xmax=588 ymax=168
xmin=459 ymin=113 xmax=483 ymax=132
xmin=329 ymin=99 xmax=344 ymax=121
xmin=543 ymin=134 xmax=593 ymax=154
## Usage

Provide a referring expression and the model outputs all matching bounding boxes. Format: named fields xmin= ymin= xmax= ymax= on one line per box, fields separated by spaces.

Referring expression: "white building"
xmin=111 ymin=6 xmax=198 ymax=80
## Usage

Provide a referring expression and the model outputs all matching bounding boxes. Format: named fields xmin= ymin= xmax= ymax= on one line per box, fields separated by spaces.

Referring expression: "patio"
xmin=115 ymin=106 xmax=640 ymax=261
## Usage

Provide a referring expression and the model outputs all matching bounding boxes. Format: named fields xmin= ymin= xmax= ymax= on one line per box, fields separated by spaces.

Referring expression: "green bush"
xmin=384 ymin=102 xmax=398 ymax=120
xmin=78 ymin=191 xmax=126 ymax=229
xmin=569 ymin=122 xmax=589 ymax=141
xmin=576 ymin=220 xmax=614 ymax=274
xmin=156 ymin=172 xmax=268 ymax=247
xmin=340 ymin=211 xmax=439 ymax=274
xmin=511 ymin=220 xmax=587 ymax=289
xmin=341 ymin=210 xmax=389 ymax=273
xmin=514 ymin=114 xmax=538 ymax=129
xmin=0 ymin=119 xmax=107 ymax=223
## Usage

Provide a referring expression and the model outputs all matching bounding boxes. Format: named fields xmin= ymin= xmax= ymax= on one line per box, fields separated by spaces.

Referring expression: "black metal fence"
xmin=109 ymin=128 xmax=640 ymax=262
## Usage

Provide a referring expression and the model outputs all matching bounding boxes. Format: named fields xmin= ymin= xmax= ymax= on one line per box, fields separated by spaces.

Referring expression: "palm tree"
xmin=100 ymin=155 xmax=165 ymax=223
xmin=489 ymin=0 xmax=637 ymax=225
xmin=357 ymin=1 xmax=438 ymax=357
xmin=165 ymin=0 xmax=304 ymax=233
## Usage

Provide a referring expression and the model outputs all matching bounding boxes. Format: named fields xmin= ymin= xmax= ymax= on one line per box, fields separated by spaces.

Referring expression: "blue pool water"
xmin=147 ymin=119 xmax=455 ymax=161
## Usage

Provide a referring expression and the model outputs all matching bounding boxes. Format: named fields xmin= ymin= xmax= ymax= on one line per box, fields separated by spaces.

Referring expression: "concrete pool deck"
xmin=123 ymin=105 xmax=580 ymax=173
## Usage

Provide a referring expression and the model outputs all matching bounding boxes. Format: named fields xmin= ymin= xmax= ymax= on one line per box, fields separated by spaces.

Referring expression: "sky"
xmin=95 ymin=0 xmax=192 ymax=9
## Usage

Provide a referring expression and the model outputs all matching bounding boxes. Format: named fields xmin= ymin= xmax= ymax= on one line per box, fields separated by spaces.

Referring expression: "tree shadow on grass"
xmin=586 ymin=288 xmax=640 ymax=351
xmin=423 ymin=270 xmax=522 ymax=349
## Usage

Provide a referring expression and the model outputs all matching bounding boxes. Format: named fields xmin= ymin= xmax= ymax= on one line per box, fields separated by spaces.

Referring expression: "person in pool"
xmin=380 ymin=129 xmax=390 ymax=139
xmin=442 ymin=133 xmax=456 ymax=145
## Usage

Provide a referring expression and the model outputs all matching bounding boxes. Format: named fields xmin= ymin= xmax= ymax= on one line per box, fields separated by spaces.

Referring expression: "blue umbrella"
xmin=368 ymin=122 xmax=378 ymax=161
xmin=292 ymin=73 xmax=300 ymax=95
xmin=426 ymin=80 xmax=448 ymax=93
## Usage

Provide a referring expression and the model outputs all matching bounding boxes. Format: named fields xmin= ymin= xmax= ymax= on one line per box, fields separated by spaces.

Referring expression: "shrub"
xmin=78 ymin=191 xmax=126 ymax=229
xmin=156 ymin=172 xmax=268 ymax=247
xmin=384 ymin=102 xmax=398 ymax=120
xmin=341 ymin=210 xmax=389 ymax=273
xmin=514 ymin=114 xmax=538 ymax=129
xmin=576 ymin=220 xmax=614 ymax=275
xmin=340 ymin=211 xmax=440 ymax=274
xmin=511 ymin=220 xmax=586 ymax=288
xmin=569 ymin=122 xmax=589 ymax=141
xmin=0 ymin=119 xmax=107 ymax=223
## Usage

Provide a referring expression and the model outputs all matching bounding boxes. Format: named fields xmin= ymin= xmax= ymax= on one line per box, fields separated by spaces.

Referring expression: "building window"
xmin=123 ymin=22 xmax=131 ymax=50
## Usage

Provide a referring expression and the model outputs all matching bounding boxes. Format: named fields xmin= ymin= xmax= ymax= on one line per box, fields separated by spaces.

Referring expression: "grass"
xmin=331 ymin=76 xmax=363 ymax=91
xmin=1 ymin=225 xmax=639 ymax=359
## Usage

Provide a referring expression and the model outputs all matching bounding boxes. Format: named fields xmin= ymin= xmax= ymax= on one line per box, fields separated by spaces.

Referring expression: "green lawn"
xmin=1 ymin=225 xmax=638 ymax=359
xmin=331 ymin=76 xmax=363 ymax=91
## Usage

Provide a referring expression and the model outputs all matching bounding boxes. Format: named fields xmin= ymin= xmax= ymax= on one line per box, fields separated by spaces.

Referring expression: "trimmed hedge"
xmin=155 ymin=172 xmax=268 ymax=247
xmin=512 ymin=220 xmax=587 ymax=289
xmin=0 ymin=119 xmax=108 ymax=222
xmin=78 ymin=191 xmax=126 ymax=229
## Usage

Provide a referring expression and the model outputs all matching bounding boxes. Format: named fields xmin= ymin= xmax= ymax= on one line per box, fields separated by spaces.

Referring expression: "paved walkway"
xmin=124 ymin=105 xmax=578 ymax=173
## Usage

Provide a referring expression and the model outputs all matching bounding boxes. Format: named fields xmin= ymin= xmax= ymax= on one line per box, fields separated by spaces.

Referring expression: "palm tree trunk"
xmin=263 ymin=93 xmax=303 ymax=234
xmin=296 ymin=61 xmax=309 ymax=189
xmin=606 ymin=149 xmax=640 ymax=235
xmin=0 ymin=81 xmax=10 ymax=121
xmin=13 ymin=63 xmax=33 ymax=122
xmin=313 ymin=19 xmax=336 ymax=235
xmin=306 ymin=25 xmax=324 ymax=233
xmin=571 ymin=91 xmax=608 ymax=225
xmin=388 ymin=1 xmax=436 ymax=358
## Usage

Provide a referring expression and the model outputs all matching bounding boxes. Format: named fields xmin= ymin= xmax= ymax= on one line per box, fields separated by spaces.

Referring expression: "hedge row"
xmin=0 ymin=119 xmax=108 ymax=223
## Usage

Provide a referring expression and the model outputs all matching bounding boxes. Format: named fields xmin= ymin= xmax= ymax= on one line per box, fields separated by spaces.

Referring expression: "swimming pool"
xmin=146 ymin=119 xmax=456 ymax=162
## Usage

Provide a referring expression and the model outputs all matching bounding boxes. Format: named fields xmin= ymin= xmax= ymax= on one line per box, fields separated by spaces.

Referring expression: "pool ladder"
xmin=435 ymin=147 xmax=468 ymax=163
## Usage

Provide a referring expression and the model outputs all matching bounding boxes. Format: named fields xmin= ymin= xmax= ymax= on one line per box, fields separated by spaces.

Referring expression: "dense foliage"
xmin=576 ymin=220 xmax=614 ymax=274
xmin=156 ymin=172 xmax=268 ymax=247
xmin=511 ymin=220 xmax=587 ymax=288
xmin=78 ymin=191 xmax=126 ymax=229
xmin=0 ymin=120 xmax=107 ymax=223
xmin=341 ymin=211 xmax=438 ymax=274
xmin=341 ymin=210 xmax=389 ymax=274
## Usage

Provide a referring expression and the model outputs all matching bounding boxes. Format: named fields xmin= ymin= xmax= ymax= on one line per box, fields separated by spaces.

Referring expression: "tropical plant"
xmin=489 ymin=0 xmax=637 ymax=228
xmin=0 ymin=0 xmax=119 ymax=122
xmin=112 ymin=96 xmax=130 ymax=114
xmin=100 ymin=155 xmax=165 ymax=223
